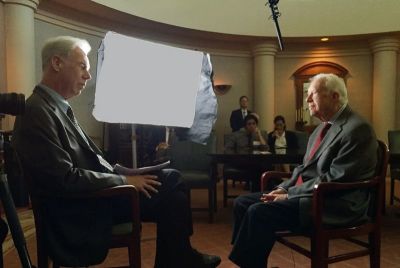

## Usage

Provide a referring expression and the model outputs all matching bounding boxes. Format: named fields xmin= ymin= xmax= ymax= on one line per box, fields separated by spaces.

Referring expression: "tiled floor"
xmin=3 ymin=179 xmax=400 ymax=267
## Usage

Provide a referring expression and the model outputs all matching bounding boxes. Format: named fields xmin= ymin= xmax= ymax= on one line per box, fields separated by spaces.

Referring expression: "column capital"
xmin=370 ymin=37 xmax=400 ymax=54
xmin=1 ymin=0 xmax=39 ymax=10
xmin=252 ymin=42 xmax=278 ymax=57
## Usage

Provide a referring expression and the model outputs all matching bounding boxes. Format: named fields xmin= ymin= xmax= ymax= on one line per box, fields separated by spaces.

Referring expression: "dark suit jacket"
xmin=267 ymin=130 xmax=298 ymax=153
xmin=12 ymin=86 xmax=126 ymax=266
xmin=230 ymin=109 xmax=251 ymax=132
xmin=278 ymin=106 xmax=378 ymax=227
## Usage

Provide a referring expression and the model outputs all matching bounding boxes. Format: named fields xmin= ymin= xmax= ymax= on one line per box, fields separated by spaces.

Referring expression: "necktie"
xmin=242 ymin=110 xmax=247 ymax=119
xmin=67 ymin=106 xmax=114 ymax=172
xmin=67 ymin=106 xmax=89 ymax=144
xmin=296 ymin=122 xmax=332 ymax=186
xmin=67 ymin=106 xmax=79 ymax=128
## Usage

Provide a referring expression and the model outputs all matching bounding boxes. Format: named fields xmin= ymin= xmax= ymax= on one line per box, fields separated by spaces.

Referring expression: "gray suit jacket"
xmin=12 ymin=86 xmax=126 ymax=266
xmin=279 ymin=105 xmax=378 ymax=227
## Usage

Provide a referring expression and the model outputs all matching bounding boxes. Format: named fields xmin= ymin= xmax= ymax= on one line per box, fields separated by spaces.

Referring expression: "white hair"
xmin=41 ymin=36 xmax=91 ymax=70
xmin=311 ymin=73 xmax=348 ymax=105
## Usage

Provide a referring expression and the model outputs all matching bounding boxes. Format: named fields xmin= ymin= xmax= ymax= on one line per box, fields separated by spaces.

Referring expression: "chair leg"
xmin=311 ymin=237 xmax=328 ymax=268
xmin=223 ymin=177 xmax=228 ymax=208
xmin=208 ymin=186 xmax=214 ymax=223
xmin=390 ymin=176 xmax=395 ymax=205
xmin=369 ymin=231 xmax=381 ymax=268
xmin=213 ymin=183 xmax=218 ymax=212
xmin=128 ymin=243 xmax=140 ymax=268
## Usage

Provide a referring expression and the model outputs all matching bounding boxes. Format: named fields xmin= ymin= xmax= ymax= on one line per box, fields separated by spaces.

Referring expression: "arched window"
xmin=293 ymin=61 xmax=348 ymax=132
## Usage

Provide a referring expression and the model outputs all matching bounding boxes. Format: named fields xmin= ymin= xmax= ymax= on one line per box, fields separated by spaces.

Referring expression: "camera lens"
xmin=0 ymin=93 xmax=25 ymax=115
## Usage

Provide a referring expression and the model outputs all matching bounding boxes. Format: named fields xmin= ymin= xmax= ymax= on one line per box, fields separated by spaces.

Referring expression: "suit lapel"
xmin=304 ymin=106 xmax=351 ymax=166
xmin=34 ymin=86 xmax=96 ymax=153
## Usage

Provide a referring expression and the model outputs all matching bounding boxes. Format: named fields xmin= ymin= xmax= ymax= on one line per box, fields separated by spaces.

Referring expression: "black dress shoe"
xmin=190 ymin=249 xmax=221 ymax=268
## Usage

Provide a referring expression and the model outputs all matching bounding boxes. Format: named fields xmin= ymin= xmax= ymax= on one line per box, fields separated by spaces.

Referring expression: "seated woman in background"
xmin=267 ymin=115 xmax=299 ymax=172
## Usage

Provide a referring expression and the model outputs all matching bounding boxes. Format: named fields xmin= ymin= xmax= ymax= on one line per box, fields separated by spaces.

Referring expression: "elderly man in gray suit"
xmin=229 ymin=73 xmax=378 ymax=268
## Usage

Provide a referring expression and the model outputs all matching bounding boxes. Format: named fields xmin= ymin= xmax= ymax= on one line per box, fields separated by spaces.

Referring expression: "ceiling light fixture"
xmin=321 ymin=37 xmax=329 ymax=42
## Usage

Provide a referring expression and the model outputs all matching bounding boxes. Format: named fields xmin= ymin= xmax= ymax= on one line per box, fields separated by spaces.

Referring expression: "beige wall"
xmin=397 ymin=56 xmax=400 ymax=129
xmin=211 ymin=54 xmax=253 ymax=150
xmin=1 ymin=11 xmax=396 ymax=148
xmin=0 ymin=3 xmax=5 ymax=95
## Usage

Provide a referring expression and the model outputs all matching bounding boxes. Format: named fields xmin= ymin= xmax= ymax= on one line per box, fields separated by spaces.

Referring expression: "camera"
xmin=0 ymin=93 xmax=25 ymax=116
xmin=0 ymin=92 xmax=26 ymax=205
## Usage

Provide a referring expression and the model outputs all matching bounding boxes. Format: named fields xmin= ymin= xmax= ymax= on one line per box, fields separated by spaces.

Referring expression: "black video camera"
xmin=0 ymin=93 xmax=25 ymax=116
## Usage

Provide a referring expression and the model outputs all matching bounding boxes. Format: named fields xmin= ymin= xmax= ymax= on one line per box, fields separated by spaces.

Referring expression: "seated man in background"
xmin=12 ymin=36 xmax=220 ymax=268
xmin=230 ymin=95 xmax=252 ymax=132
xmin=229 ymin=73 xmax=378 ymax=268
xmin=267 ymin=115 xmax=299 ymax=172
xmin=224 ymin=113 xmax=269 ymax=191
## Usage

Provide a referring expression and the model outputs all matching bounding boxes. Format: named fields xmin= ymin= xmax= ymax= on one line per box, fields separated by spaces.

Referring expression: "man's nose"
xmin=84 ymin=71 xmax=92 ymax=80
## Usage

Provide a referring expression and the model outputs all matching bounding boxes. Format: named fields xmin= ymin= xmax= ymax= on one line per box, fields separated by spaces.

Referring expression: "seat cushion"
xmin=179 ymin=170 xmax=211 ymax=188
xmin=223 ymin=165 xmax=252 ymax=179
xmin=111 ymin=222 xmax=132 ymax=235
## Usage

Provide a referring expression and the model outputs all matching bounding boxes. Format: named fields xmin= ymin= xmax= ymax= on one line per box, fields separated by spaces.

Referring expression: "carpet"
xmin=2 ymin=209 xmax=35 ymax=256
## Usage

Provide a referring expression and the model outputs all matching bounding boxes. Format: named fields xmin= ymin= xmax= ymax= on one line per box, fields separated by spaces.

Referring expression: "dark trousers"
xmin=112 ymin=169 xmax=193 ymax=268
xmin=229 ymin=192 xmax=301 ymax=268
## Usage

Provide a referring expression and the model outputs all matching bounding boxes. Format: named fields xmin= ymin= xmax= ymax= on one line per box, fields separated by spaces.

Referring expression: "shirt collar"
xmin=39 ymin=84 xmax=70 ymax=114
xmin=327 ymin=103 xmax=347 ymax=125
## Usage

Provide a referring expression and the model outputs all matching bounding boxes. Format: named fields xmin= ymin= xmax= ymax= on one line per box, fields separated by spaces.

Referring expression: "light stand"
xmin=0 ymin=131 xmax=33 ymax=268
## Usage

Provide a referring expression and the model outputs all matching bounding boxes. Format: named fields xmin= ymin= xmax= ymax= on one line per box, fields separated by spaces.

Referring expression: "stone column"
xmin=1 ymin=0 xmax=39 ymax=130
xmin=252 ymin=42 xmax=278 ymax=131
xmin=370 ymin=37 xmax=399 ymax=142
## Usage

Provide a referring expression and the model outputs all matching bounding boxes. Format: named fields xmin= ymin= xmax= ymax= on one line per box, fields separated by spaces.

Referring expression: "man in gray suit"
xmin=12 ymin=36 xmax=220 ymax=268
xmin=229 ymin=73 xmax=378 ymax=268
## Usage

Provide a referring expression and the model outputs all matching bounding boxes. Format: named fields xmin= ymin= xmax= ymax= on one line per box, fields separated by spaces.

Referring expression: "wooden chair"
xmin=22 ymin=169 xmax=141 ymax=268
xmin=222 ymin=133 xmax=253 ymax=207
xmin=260 ymin=140 xmax=389 ymax=268
xmin=388 ymin=130 xmax=400 ymax=205
xmin=169 ymin=133 xmax=217 ymax=223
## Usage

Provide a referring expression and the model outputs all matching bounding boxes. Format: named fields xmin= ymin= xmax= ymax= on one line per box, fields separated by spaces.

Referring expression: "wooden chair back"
xmin=388 ymin=130 xmax=400 ymax=205
xmin=169 ymin=132 xmax=217 ymax=222
xmin=20 ymin=162 xmax=141 ymax=268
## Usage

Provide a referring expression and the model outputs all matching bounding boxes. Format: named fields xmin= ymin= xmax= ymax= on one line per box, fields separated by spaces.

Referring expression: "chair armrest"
xmin=260 ymin=171 xmax=292 ymax=191
xmin=311 ymin=178 xmax=378 ymax=227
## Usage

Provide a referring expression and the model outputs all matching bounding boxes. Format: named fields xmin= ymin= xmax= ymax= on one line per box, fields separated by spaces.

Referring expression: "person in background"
xmin=230 ymin=95 xmax=252 ymax=132
xmin=229 ymin=73 xmax=378 ymax=268
xmin=225 ymin=113 xmax=269 ymax=191
xmin=267 ymin=115 xmax=299 ymax=172
xmin=12 ymin=36 xmax=220 ymax=268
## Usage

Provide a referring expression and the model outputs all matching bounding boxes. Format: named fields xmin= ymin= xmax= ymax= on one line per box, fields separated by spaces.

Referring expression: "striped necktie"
xmin=66 ymin=106 xmax=114 ymax=172
xmin=66 ymin=106 xmax=89 ymax=144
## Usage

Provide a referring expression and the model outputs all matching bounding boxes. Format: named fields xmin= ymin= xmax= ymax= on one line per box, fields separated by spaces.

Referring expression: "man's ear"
xmin=51 ymin=55 xmax=62 ymax=72
xmin=332 ymin=91 xmax=340 ymax=101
